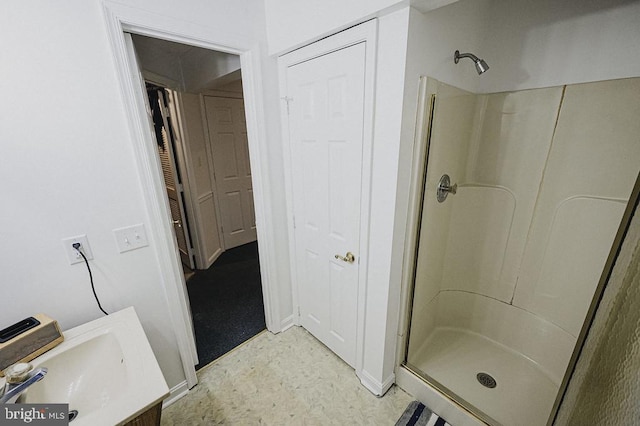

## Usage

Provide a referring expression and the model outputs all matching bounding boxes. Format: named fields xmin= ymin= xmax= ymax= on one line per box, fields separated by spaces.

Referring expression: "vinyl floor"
xmin=161 ymin=326 xmax=413 ymax=425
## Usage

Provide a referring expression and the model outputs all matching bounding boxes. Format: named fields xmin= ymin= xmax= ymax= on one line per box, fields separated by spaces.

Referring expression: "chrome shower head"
xmin=454 ymin=50 xmax=490 ymax=75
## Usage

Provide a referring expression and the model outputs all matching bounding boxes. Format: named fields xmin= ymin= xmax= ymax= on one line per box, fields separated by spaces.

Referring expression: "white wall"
xmin=360 ymin=8 xmax=412 ymax=390
xmin=247 ymin=0 xmax=294 ymax=330
xmin=264 ymin=0 xmax=406 ymax=54
xmin=405 ymin=1 xmax=491 ymax=94
xmin=0 ymin=0 xmax=283 ymax=394
xmin=478 ymin=0 xmax=640 ymax=93
xmin=400 ymin=0 xmax=640 ymax=96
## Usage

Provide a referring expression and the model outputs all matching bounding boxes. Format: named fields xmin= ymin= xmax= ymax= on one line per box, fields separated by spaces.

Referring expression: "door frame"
xmin=103 ymin=1 xmax=281 ymax=391
xmin=277 ymin=20 xmax=378 ymax=378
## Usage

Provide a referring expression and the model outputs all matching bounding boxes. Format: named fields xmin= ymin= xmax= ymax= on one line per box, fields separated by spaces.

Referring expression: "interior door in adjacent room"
xmin=204 ymin=96 xmax=257 ymax=249
xmin=284 ymin=41 xmax=367 ymax=367
xmin=154 ymin=88 xmax=196 ymax=269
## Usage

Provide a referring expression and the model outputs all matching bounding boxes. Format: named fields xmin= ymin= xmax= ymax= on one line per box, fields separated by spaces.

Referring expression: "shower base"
xmin=411 ymin=327 xmax=559 ymax=426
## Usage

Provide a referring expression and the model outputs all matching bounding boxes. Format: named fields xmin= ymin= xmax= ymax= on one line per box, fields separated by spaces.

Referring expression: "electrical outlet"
xmin=62 ymin=235 xmax=94 ymax=265
xmin=113 ymin=224 xmax=149 ymax=253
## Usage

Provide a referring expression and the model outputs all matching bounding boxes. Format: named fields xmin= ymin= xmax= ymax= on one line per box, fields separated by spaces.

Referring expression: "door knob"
xmin=437 ymin=174 xmax=457 ymax=203
xmin=335 ymin=252 xmax=355 ymax=263
xmin=172 ymin=219 xmax=182 ymax=228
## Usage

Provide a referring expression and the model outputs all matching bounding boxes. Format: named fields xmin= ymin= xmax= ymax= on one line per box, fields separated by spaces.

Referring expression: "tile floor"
xmin=161 ymin=326 xmax=413 ymax=425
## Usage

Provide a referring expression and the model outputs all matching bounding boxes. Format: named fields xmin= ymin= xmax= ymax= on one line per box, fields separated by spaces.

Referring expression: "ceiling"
xmin=131 ymin=34 xmax=241 ymax=92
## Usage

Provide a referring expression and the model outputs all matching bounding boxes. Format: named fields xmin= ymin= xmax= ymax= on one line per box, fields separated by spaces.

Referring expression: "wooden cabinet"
xmin=122 ymin=403 xmax=162 ymax=426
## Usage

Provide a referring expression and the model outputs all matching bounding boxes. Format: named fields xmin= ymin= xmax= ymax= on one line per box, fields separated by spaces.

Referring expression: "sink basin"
xmin=4 ymin=307 xmax=169 ymax=425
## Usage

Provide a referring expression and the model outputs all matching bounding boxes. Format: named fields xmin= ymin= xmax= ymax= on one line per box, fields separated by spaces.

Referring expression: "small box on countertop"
xmin=0 ymin=314 xmax=64 ymax=376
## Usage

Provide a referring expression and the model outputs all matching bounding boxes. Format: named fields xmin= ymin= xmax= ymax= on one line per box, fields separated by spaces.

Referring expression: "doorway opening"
xmin=131 ymin=34 xmax=266 ymax=370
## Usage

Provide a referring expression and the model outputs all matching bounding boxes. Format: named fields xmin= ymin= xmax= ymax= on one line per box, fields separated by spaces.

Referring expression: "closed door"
xmin=204 ymin=96 xmax=257 ymax=249
xmin=285 ymin=42 xmax=366 ymax=367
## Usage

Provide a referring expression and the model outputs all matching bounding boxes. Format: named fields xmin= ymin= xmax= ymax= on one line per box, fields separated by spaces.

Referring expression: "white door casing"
xmin=123 ymin=33 xmax=200 ymax=378
xmin=204 ymin=96 xmax=258 ymax=249
xmin=111 ymin=7 xmax=282 ymax=391
xmin=279 ymin=21 xmax=377 ymax=371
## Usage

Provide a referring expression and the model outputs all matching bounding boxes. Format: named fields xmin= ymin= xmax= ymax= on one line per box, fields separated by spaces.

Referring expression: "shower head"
xmin=454 ymin=50 xmax=490 ymax=75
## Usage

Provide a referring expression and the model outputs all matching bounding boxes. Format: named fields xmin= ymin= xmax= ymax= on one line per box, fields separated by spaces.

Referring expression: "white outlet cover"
xmin=113 ymin=224 xmax=149 ymax=253
xmin=62 ymin=235 xmax=94 ymax=265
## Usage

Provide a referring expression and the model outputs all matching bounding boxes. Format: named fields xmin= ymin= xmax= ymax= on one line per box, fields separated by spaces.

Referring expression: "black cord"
xmin=74 ymin=247 xmax=108 ymax=316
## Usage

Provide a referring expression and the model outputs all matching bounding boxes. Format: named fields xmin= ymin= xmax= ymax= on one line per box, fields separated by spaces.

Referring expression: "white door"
xmin=204 ymin=96 xmax=257 ymax=249
xmin=285 ymin=42 xmax=366 ymax=367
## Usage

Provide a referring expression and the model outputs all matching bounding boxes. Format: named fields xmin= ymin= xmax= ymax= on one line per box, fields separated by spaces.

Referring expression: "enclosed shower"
xmin=403 ymin=76 xmax=640 ymax=425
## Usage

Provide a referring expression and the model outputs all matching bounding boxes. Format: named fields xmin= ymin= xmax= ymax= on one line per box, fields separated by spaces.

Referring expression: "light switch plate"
xmin=62 ymin=235 xmax=94 ymax=264
xmin=113 ymin=224 xmax=149 ymax=253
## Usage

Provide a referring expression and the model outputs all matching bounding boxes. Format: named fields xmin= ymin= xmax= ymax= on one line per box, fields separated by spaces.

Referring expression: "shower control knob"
xmin=437 ymin=174 xmax=458 ymax=203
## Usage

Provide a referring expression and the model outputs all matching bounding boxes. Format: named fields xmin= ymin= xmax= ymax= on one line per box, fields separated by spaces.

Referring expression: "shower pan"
xmin=402 ymin=77 xmax=640 ymax=425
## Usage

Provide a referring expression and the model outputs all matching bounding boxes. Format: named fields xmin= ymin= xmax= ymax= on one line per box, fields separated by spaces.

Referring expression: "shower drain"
xmin=476 ymin=372 xmax=497 ymax=389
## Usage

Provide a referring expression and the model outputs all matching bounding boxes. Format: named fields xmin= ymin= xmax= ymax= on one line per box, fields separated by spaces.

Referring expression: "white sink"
xmin=4 ymin=307 xmax=169 ymax=425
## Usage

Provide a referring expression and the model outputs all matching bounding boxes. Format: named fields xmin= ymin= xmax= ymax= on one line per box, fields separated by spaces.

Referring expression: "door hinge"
xmin=281 ymin=96 xmax=293 ymax=115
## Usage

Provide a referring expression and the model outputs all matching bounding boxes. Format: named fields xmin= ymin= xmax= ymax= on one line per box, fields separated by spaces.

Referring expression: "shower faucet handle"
xmin=437 ymin=174 xmax=457 ymax=203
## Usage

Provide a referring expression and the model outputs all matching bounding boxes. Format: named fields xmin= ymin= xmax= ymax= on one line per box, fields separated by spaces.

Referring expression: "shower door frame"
xmin=396 ymin=76 xmax=640 ymax=426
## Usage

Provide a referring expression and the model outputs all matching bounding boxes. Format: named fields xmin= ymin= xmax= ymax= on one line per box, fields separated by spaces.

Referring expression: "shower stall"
xmin=402 ymin=76 xmax=640 ymax=425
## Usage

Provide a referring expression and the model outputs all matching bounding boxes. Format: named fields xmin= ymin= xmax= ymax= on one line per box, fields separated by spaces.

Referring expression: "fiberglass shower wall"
xmin=406 ymin=77 xmax=640 ymax=424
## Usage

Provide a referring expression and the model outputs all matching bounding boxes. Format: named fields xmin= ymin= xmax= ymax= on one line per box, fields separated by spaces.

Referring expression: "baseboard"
xmin=357 ymin=369 xmax=395 ymax=396
xmin=205 ymin=247 xmax=223 ymax=269
xmin=395 ymin=366 xmax=484 ymax=426
xmin=162 ymin=380 xmax=190 ymax=409
xmin=280 ymin=314 xmax=295 ymax=332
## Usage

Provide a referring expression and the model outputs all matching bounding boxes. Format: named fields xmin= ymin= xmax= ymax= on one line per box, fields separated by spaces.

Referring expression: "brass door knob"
xmin=335 ymin=252 xmax=355 ymax=263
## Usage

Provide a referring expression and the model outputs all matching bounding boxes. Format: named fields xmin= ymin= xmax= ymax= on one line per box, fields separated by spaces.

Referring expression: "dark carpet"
xmin=186 ymin=241 xmax=266 ymax=370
